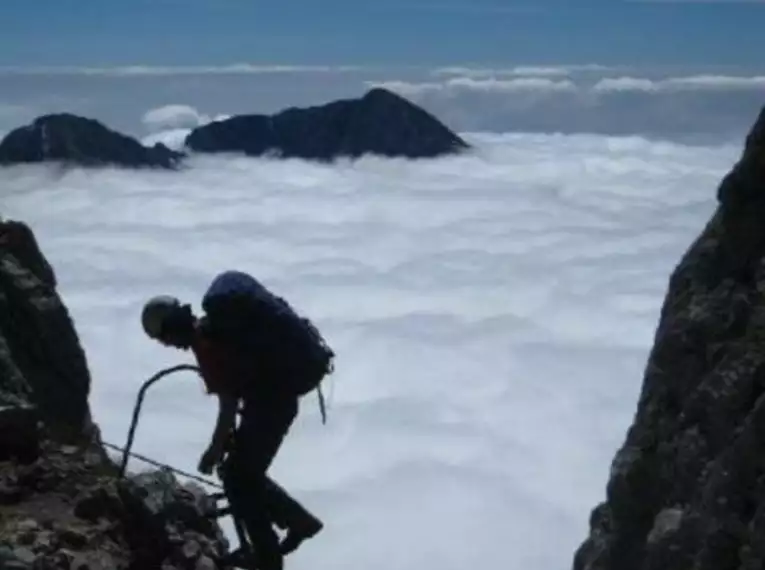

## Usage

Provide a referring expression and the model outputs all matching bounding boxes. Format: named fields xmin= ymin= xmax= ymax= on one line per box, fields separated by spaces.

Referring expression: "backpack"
xmin=201 ymin=270 xmax=334 ymax=422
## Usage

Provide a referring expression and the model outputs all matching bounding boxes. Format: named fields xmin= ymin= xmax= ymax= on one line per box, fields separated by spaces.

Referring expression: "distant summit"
xmin=0 ymin=114 xmax=184 ymax=169
xmin=0 ymin=89 xmax=467 ymax=169
xmin=185 ymin=87 xmax=470 ymax=160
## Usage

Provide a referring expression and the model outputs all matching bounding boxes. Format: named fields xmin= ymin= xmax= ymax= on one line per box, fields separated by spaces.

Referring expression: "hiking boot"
xmin=279 ymin=518 xmax=324 ymax=555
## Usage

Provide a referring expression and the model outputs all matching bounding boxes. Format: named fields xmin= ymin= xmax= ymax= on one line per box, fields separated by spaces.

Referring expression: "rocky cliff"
xmin=0 ymin=220 xmax=229 ymax=570
xmin=184 ymin=87 xmax=469 ymax=160
xmin=0 ymin=114 xmax=185 ymax=169
xmin=573 ymin=108 xmax=765 ymax=569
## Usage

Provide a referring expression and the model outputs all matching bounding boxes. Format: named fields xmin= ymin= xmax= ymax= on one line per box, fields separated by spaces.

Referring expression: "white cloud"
xmin=509 ymin=65 xmax=575 ymax=77
xmin=376 ymin=72 xmax=765 ymax=97
xmin=140 ymin=105 xmax=231 ymax=149
xmin=368 ymin=76 xmax=577 ymax=95
xmin=592 ymin=77 xmax=660 ymax=93
xmin=448 ymin=77 xmax=577 ymax=92
xmin=432 ymin=64 xmax=609 ymax=78
xmin=1 ymin=131 xmax=738 ymax=570
xmin=142 ymin=105 xmax=210 ymax=131
xmin=594 ymin=74 xmax=765 ymax=92
xmin=667 ymin=75 xmax=765 ymax=89
xmin=361 ymin=71 xmax=764 ymax=139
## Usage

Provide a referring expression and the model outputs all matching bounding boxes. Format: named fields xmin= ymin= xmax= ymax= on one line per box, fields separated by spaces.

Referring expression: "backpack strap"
xmin=317 ymin=384 xmax=327 ymax=425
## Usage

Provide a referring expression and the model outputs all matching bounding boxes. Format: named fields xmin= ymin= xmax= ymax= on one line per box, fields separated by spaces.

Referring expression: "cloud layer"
xmin=2 ymin=131 xmax=738 ymax=570
xmin=1 ymin=63 xmax=763 ymax=144
xmin=366 ymin=68 xmax=765 ymax=143
xmin=374 ymin=72 xmax=765 ymax=95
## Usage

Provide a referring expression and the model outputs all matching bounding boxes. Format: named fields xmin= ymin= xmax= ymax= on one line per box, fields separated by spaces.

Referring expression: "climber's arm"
xmin=198 ymin=391 xmax=238 ymax=474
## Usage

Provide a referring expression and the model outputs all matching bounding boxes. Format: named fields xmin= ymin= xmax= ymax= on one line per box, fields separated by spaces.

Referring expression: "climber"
xmin=140 ymin=270 xmax=333 ymax=570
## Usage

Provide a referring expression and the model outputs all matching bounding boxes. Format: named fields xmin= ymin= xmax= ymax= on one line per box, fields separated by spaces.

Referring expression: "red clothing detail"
xmin=191 ymin=328 xmax=235 ymax=395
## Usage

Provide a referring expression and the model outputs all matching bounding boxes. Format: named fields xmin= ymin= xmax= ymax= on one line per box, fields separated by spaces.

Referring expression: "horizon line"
xmin=1 ymin=61 xmax=758 ymax=76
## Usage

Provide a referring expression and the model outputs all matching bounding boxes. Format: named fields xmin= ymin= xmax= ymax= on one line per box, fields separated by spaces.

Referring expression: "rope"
xmin=102 ymin=440 xmax=224 ymax=490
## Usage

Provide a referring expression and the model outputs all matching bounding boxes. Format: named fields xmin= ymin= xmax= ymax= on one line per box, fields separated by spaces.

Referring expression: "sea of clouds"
xmin=1 ymin=118 xmax=743 ymax=569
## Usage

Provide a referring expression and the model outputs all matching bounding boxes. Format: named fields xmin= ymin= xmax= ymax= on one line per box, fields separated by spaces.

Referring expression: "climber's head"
xmin=141 ymin=295 xmax=196 ymax=349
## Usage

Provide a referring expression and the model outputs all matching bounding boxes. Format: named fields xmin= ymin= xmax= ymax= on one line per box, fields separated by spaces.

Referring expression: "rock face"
xmin=0 ymin=114 xmax=184 ymax=169
xmin=0 ymin=220 xmax=90 ymax=436
xmin=573 ymin=106 xmax=765 ymax=570
xmin=0 ymin=219 xmax=229 ymax=569
xmin=185 ymin=87 xmax=470 ymax=160
xmin=0 ymin=439 xmax=228 ymax=570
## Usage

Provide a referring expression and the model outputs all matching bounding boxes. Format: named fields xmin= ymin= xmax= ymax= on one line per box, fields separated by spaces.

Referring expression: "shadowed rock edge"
xmin=573 ymin=107 xmax=765 ymax=570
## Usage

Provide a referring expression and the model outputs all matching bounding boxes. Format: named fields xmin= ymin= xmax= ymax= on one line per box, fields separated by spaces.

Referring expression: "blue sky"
xmin=1 ymin=0 xmax=763 ymax=67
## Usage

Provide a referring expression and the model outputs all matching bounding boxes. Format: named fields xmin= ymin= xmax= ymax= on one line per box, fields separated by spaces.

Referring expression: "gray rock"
xmin=130 ymin=471 xmax=224 ymax=541
xmin=0 ymin=546 xmax=20 ymax=563
xmin=573 ymin=106 xmax=765 ymax=569
xmin=181 ymin=540 xmax=201 ymax=561
xmin=2 ymin=562 xmax=32 ymax=570
xmin=129 ymin=469 xmax=177 ymax=516
xmin=11 ymin=549 xmax=34 ymax=565
xmin=14 ymin=522 xmax=38 ymax=535
xmin=194 ymin=556 xmax=216 ymax=570
xmin=30 ymin=531 xmax=54 ymax=554
xmin=67 ymin=554 xmax=90 ymax=570
xmin=56 ymin=528 xmax=88 ymax=550
xmin=30 ymin=550 xmax=72 ymax=570
xmin=0 ymin=220 xmax=93 ymax=442
xmin=73 ymin=486 xmax=123 ymax=522
xmin=13 ymin=521 xmax=37 ymax=547
xmin=646 ymin=508 xmax=684 ymax=545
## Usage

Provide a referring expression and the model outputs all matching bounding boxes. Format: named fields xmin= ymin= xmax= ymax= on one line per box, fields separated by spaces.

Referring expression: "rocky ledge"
xmin=0 ymin=219 xmax=229 ymax=570
xmin=0 ymin=114 xmax=185 ymax=169
xmin=185 ymin=87 xmax=469 ymax=161
xmin=0 ymin=438 xmax=226 ymax=570
xmin=573 ymin=107 xmax=765 ymax=569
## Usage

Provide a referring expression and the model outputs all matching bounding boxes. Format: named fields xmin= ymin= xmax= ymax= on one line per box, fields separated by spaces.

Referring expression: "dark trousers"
xmin=220 ymin=394 xmax=318 ymax=570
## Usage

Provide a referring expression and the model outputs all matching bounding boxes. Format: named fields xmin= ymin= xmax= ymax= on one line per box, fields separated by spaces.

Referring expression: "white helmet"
xmin=141 ymin=295 xmax=182 ymax=339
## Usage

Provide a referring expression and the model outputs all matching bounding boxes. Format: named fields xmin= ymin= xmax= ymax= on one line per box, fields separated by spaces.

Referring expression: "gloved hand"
xmin=198 ymin=444 xmax=225 ymax=475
